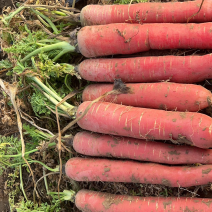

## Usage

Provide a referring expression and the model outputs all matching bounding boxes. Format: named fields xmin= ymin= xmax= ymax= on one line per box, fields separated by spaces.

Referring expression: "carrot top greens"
xmin=0 ymin=6 xmax=81 ymax=116
xmin=0 ymin=2 xmax=81 ymax=211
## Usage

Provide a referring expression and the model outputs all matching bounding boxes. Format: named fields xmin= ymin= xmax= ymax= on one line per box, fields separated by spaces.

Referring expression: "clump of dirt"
xmin=0 ymin=0 xmax=13 ymax=13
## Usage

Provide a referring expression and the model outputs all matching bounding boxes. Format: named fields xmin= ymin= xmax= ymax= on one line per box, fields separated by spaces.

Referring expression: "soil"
xmin=0 ymin=0 xmax=13 ymax=206
xmin=0 ymin=174 xmax=9 ymax=212
xmin=0 ymin=0 xmax=13 ymax=13
xmin=0 ymin=65 xmax=10 ymax=211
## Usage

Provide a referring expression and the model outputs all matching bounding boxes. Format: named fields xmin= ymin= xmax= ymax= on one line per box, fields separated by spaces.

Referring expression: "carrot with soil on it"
xmin=77 ymin=23 xmax=212 ymax=57
xmin=65 ymin=157 xmax=212 ymax=187
xmin=80 ymin=0 xmax=208 ymax=26
xmin=35 ymin=188 xmax=212 ymax=212
xmin=76 ymin=54 xmax=212 ymax=83
xmin=35 ymin=81 xmax=212 ymax=149
xmin=75 ymin=189 xmax=212 ymax=212
xmin=17 ymin=23 xmax=212 ymax=59
xmin=76 ymin=101 xmax=212 ymax=149
xmin=73 ymin=131 xmax=212 ymax=165
xmin=82 ymin=82 xmax=212 ymax=112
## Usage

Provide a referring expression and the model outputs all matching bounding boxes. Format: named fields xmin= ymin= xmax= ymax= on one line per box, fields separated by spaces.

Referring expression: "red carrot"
xmin=75 ymin=190 xmax=212 ymax=212
xmin=65 ymin=157 xmax=212 ymax=187
xmin=78 ymin=23 xmax=212 ymax=57
xmin=73 ymin=131 xmax=212 ymax=165
xmin=76 ymin=101 xmax=212 ymax=149
xmin=82 ymin=82 xmax=212 ymax=112
xmin=80 ymin=0 xmax=210 ymax=26
xmin=77 ymin=55 xmax=212 ymax=83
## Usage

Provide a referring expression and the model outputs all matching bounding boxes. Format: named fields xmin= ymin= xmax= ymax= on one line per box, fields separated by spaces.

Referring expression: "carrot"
xmin=75 ymin=189 xmax=212 ymax=212
xmin=65 ymin=157 xmax=212 ymax=187
xmin=73 ymin=131 xmax=212 ymax=165
xmin=76 ymin=101 xmax=212 ymax=149
xmin=80 ymin=0 xmax=209 ymax=26
xmin=78 ymin=23 xmax=212 ymax=57
xmin=77 ymin=55 xmax=212 ymax=83
xmin=82 ymin=82 xmax=212 ymax=112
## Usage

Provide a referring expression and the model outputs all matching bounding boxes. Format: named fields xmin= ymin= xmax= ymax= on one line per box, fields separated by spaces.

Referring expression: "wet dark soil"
xmin=0 ymin=174 xmax=9 ymax=212
xmin=0 ymin=0 xmax=13 ymax=13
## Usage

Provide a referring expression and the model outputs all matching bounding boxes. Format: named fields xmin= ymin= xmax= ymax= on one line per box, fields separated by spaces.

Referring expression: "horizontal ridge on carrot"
xmin=82 ymin=82 xmax=212 ymax=112
xmin=80 ymin=0 xmax=212 ymax=26
xmin=65 ymin=157 xmax=212 ymax=187
xmin=75 ymin=190 xmax=212 ymax=212
xmin=78 ymin=23 xmax=212 ymax=57
xmin=73 ymin=131 xmax=212 ymax=165
xmin=76 ymin=101 xmax=212 ymax=149
xmin=77 ymin=55 xmax=212 ymax=83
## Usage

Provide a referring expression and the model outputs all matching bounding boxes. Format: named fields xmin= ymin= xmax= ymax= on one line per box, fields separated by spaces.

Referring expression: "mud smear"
xmin=0 ymin=174 xmax=9 ymax=212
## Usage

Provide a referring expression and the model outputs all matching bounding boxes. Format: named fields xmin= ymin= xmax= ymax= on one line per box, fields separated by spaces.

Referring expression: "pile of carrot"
xmin=66 ymin=0 xmax=212 ymax=211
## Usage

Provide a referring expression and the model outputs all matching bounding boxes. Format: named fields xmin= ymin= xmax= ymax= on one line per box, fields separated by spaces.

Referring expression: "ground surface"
xmin=0 ymin=49 xmax=10 ymax=211
xmin=0 ymin=0 xmax=13 ymax=12
xmin=0 ymin=174 xmax=9 ymax=212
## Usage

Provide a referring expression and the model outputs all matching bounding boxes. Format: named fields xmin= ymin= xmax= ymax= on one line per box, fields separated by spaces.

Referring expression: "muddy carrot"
xmin=82 ymin=82 xmax=212 ymax=112
xmin=73 ymin=131 xmax=212 ymax=164
xmin=66 ymin=157 xmax=212 ymax=187
xmin=77 ymin=55 xmax=212 ymax=83
xmin=76 ymin=101 xmax=212 ymax=149
xmin=78 ymin=23 xmax=212 ymax=57
xmin=80 ymin=0 xmax=211 ymax=26
xmin=75 ymin=189 xmax=212 ymax=212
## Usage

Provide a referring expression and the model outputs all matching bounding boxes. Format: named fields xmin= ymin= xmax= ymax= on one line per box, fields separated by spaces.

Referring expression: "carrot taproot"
xmin=65 ymin=157 xmax=212 ymax=187
xmin=73 ymin=131 xmax=212 ymax=165
xmin=78 ymin=23 xmax=212 ymax=57
xmin=76 ymin=101 xmax=212 ymax=149
xmin=82 ymin=82 xmax=212 ymax=112
xmin=76 ymin=55 xmax=212 ymax=83
xmin=80 ymin=0 xmax=211 ymax=26
xmin=75 ymin=189 xmax=212 ymax=212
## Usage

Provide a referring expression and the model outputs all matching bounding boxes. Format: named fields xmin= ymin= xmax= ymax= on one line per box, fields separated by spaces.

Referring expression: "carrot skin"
xmin=80 ymin=0 xmax=212 ymax=26
xmin=73 ymin=131 xmax=212 ymax=165
xmin=76 ymin=101 xmax=212 ymax=149
xmin=77 ymin=55 xmax=212 ymax=83
xmin=66 ymin=157 xmax=212 ymax=187
xmin=78 ymin=23 xmax=212 ymax=57
xmin=82 ymin=83 xmax=212 ymax=112
xmin=75 ymin=189 xmax=212 ymax=212
xmin=78 ymin=23 xmax=148 ymax=57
